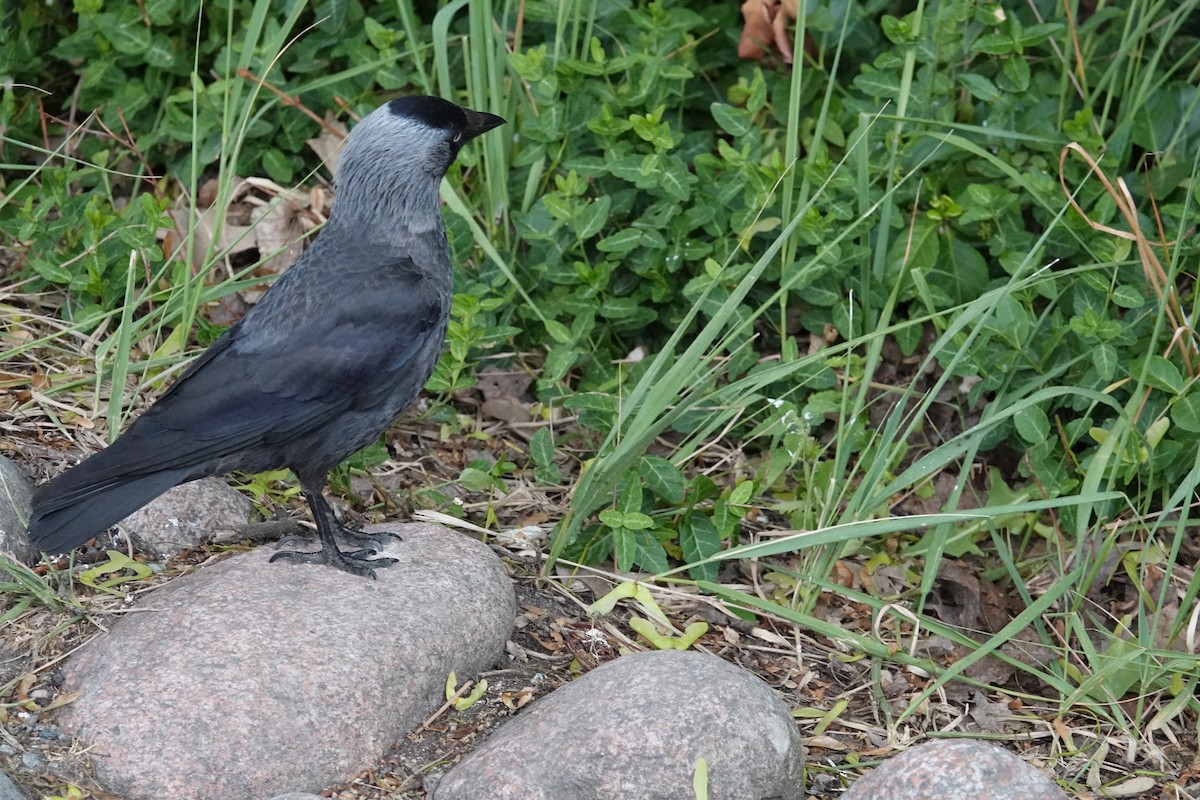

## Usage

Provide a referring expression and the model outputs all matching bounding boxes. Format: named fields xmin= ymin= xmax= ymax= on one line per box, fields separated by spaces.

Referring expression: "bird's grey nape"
xmin=328 ymin=105 xmax=457 ymax=237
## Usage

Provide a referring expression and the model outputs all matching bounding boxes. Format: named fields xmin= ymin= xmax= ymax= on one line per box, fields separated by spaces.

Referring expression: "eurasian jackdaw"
xmin=26 ymin=96 xmax=506 ymax=578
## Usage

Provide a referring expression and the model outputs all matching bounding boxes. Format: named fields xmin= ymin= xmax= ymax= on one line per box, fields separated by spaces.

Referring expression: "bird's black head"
xmin=385 ymin=96 xmax=506 ymax=161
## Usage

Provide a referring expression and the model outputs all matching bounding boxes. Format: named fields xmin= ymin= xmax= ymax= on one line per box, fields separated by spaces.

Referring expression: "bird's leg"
xmin=269 ymin=487 xmax=398 ymax=579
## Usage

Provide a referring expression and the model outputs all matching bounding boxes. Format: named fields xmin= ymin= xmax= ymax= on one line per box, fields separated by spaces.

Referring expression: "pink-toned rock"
xmin=842 ymin=739 xmax=1067 ymax=800
xmin=0 ymin=455 xmax=37 ymax=564
xmin=119 ymin=477 xmax=254 ymax=559
xmin=432 ymin=649 xmax=804 ymax=800
xmin=57 ymin=524 xmax=514 ymax=800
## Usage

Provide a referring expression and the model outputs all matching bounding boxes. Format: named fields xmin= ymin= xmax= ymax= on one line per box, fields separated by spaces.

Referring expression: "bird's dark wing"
xmin=48 ymin=257 xmax=446 ymax=493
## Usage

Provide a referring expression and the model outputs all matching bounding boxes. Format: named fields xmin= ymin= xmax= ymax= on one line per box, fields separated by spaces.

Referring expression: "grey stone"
xmin=0 ymin=456 xmax=37 ymax=564
xmin=433 ymin=649 xmax=804 ymax=800
xmin=57 ymin=523 xmax=514 ymax=800
xmin=0 ymin=770 xmax=28 ymax=800
xmin=118 ymin=477 xmax=254 ymax=559
xmin=266 ymin=794 xmax=325 ymax=800
xmin=842 ymin=739 xmax=1068 ymax=800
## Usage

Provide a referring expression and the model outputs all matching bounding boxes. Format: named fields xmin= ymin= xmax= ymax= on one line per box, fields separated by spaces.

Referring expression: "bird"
xmin=25 ymin=96 xmax=506 ymax=578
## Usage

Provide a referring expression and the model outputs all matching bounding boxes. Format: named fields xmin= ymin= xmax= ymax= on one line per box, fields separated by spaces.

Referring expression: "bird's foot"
xmin=275 ymin=525 xmax=401 ymax=555
xmin=337 ymin=526 xmax=403 ymax=553
xmin=269 ymin=545 xmax=398 ymax=579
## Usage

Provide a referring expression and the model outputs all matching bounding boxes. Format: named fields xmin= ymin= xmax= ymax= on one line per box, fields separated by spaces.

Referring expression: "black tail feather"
xmin=27 ymin=467 xmax=192 ymax=554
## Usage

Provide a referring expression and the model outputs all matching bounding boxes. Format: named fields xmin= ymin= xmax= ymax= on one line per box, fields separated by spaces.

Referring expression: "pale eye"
xmin=452 ymin=132 xmax=462 ymax=143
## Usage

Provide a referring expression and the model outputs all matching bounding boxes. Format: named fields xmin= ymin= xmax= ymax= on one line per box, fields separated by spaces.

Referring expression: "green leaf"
xmin=999 ymin=56 xmax=1031 ymax=92
xmin=529 ymin=427 xmax=561 ymax=485
xmin=607 ymin=510 xmax=654 ymax=530
xmin=853 ymin=69 xmax=901 ymax=98
xmin=101 ymin=12 xmax=151 ymax=54
xmin=638 ymin=455 xmax=684 ymax=504
xmin=973 ymin=33 xmax=1015 ymax=55
xmin=145 ymin=35 xmax=178 ymax=70
xmin=364 ymin=17 xmax=398 ymax=49
xmin=1134 ymin=355 xmax=1184 ymax=395
xmin=573 ymin=195 xmax=611 ymax=240
xmin=728 ymin=480 xmax=755 ymax=507
xmin=654 ymin=154 xmax=692 ymax=202
xmin=260 ymin=148 xmax=295 ymax=184
xmin=1014 ymin=404 xmax=1050 ymax=444
xmin=710 ymin=103 xmax=751 ymax=138
xmin=79 ymin=550 xmax=154 ymax=595
xmin=542 ymin=193 xmax=573 ymax=221
xmin=1172 ymin=393 xmax=1200 ymax=433
xmin=1111 ymin=284 xmax=1146 ymax=309
xmin=596 ymin=228 xmax=642 ymax=254
xmin=1145 ymin=417 xmax=1169 ymax=449
xmin=1017 ymin=22 xmax=1064 ymax=47
xmin=617 ymin=476 xmax=644 ymax=514
xmin=600 ymin=296 xmax=647 ymax=320
xmin=635 ymin=530 xmax=670 ymax=573
xmin=880 ymin=14 xmax=916 ymax=43
xmin=563 ymin=392 xmax=616 ymax=420
xmin=613 ymin=526 xmax=636 ymax=572
xmin=712 ymin=496 xmax=746 ymax=539
xmin=1093 ymin=343 xmax=1118 ymax=381
xmin=894 ymin=321 xmax=923 ymax=357
xmin=457 ymin=467 xmax=494 ymax=492
xmin=544 ymin=319 xmax=572 ymax=344
xmin=681 ymin=511 xmax=720 ymax=582
xmin=958 ymin=73 xmax=1001 ymax=102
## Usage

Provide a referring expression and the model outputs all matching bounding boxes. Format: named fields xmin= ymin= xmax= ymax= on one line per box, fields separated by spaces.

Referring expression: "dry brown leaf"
xmin=738 ymin=0 xmax=799 ymax=62
xmin=306 ymin=111 xmax=350 ymax=175
xmin=168 ymin=188 xmax=258 ymax=272
xmin=208 ymin=292 xmax=250 ymax=328
xmin=738 ymin=0 xmax=776 ymax=60
xmin=476 ymin=366 xmax=534 ymax=401
xmin=481 ymin=395 xmax=533 ymax=424
xmin=967 ymin=689 xmax=1012 ymax=733
xmin=926 ymin=560 xmax=981 ymax=630
xmin=250 ymin=194 xmax=307 ymax=278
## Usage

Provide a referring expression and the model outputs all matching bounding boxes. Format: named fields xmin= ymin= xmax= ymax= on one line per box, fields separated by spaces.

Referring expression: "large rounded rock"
xmin=56 ymin=524 xmax=514 ymax=800
xmin=433 ymin=649 xmax=804 ymax=800
xmin=842 ymin=739 xmax=1068 ymax=800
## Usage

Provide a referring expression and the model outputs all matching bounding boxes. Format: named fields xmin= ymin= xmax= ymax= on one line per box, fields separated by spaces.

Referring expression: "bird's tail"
xmin=26 ymin=460 xmax=192 ymax=554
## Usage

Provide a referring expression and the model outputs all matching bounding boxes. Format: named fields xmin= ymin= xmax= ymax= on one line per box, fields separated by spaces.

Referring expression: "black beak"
xmin=461 ymin=107 xmax=507 ymax=141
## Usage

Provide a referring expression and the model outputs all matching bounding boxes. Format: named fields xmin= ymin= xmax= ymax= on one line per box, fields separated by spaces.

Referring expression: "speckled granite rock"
xmin=432 ymin=649 xmax=804 ymax=800
xmin=56 ymin=524 xmax=514 ymax=800
xmin=0 ymin=770 xmax=29 ymax=800
xmin=118 ymin=477 xmax=254 ymax=559
xmin=0 ymin=456 xmax=36 ymax=564
xmin=842 ymin=739 xmax=1068 ymax=800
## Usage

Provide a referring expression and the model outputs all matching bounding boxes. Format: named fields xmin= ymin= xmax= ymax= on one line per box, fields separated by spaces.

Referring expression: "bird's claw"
xmin=269 ymin=547 xmax=398 ymax=579
xmin=337 ymin=527 xmax=403 ymax=553
xmin=274 ymin=527 xmax=401 ymax=556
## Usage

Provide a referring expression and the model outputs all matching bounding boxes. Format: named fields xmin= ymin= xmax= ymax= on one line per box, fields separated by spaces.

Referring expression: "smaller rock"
xmin=119 ymin=477 xmax=254 ymax=559
xmin=0 ymin=456 xmax=37 ymax=564
xmin=841 ymin=739 xmax=1067 ymax=800
xmin=433 ymin=649 xmax=804 ymax=800
xmin=0 ymin=770 xmax=29 ymax=800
